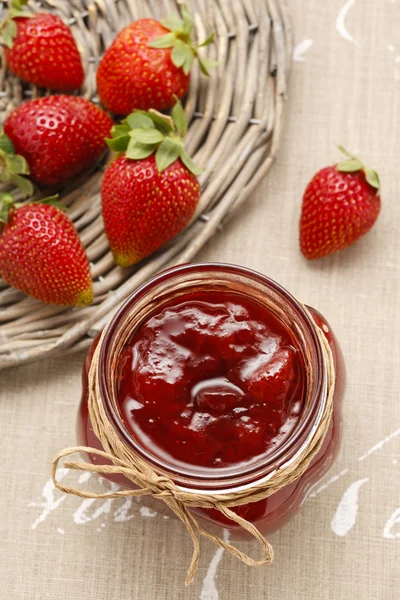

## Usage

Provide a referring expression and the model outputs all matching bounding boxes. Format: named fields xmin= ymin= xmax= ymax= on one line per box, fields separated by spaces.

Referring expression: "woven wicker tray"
xmin=0 ymin=0 xmax=292 ymax=369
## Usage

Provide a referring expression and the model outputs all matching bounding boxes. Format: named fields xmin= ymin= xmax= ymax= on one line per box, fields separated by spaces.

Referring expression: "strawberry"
xmin=102 ymin=100 xmax=201 ymax=266
xmin=96 ymin=6 xmax=216 ymax=115
xmin=1 ymin=1 xmax=84 ymax=91
xmin=0 ymin=196 xmax=92 ymax=306
xmin=4 ymin=95 xmax=113 ymax=186
xmin=300 ymin=147 xmax=381 ymax=259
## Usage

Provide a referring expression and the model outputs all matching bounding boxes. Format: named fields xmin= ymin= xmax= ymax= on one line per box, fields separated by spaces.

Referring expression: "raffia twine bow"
xmin=52 ymin=309 xmax=335 ymax=585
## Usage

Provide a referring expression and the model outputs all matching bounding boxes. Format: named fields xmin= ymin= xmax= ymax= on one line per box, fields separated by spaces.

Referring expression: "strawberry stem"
xmin=337 ymin=145 xmax=357 ymax=160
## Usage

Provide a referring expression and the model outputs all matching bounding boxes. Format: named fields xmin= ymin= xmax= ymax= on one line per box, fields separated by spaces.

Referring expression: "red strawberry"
xmin=4 ymin=95 xmax=113 ymax=186
xmin=102 ymin=101 xmax=201 ymax=266
xmin=0 ymin=197 xmax=92 ymax=306
xmin=1 ymin=2 xmax=84 ymax=91
xmin=96 ymin=6 xmax=215 ymax=115
xmin=300 ymin=147 xmax=381 ymax=259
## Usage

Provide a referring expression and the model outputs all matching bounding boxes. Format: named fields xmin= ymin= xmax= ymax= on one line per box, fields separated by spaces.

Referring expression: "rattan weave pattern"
xmin=0 ymin=0 xmax=291 ymax=368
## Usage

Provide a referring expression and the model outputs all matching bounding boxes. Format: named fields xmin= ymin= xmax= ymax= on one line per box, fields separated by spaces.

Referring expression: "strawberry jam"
xmin=77 ymin=264 xmax=345 ymax=536
xmin=117 ymin=292 xmax=305 ymax=471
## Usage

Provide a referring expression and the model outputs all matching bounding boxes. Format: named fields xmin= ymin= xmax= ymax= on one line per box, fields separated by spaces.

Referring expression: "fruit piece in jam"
xmin=117 ymin=291 xmax=306 ymax=470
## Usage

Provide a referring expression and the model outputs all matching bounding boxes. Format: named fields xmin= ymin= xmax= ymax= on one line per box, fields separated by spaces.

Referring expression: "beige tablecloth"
xmin=1 ymin=1 xmax=399 ymax=598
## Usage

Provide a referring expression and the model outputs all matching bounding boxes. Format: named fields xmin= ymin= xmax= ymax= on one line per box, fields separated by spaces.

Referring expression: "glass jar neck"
xmin=98 ymin=263 xmax=327 ymax=493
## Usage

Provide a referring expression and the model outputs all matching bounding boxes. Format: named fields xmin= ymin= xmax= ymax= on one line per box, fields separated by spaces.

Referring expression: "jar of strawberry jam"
xmin=77 ymin=263 xmax=344 ymax=536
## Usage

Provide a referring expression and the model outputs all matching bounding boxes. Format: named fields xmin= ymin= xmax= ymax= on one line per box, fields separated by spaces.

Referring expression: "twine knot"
xmin=52 ymin=308 xmax=335 ymax=585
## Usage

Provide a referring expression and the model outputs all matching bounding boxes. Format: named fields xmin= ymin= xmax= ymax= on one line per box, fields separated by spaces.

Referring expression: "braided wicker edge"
xmin=0 ymin=0 xmax=292 ymax=369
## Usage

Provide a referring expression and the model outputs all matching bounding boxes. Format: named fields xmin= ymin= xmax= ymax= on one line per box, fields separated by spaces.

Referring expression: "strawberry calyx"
xmin=0 ymin=192 xmax=63 ymax=226
xmin=0 ymin=129 xmax=34 ymax=199
xmin=148 ymin=4 xmax=217 ymax=77
xmin=336 ymin=145 xmax=380 ymax=191
xmin=0 ymin=192 xmax=14 ymax=224
xmin=0 ymin=0 xmax=31 ymax=49
xmin=106 ymin=98 xmax=201 ymax=175
xmin=0 ymin=132 xmax=64 ymax=225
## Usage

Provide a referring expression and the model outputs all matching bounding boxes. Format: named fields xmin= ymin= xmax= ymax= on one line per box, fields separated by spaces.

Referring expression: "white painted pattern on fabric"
xmin=293 ymin=39 xmax=313 ymax=62
xmin=113 ymin=498 xmax=135 ymax=522
xmin=29 ymin=468 xmax=69 ymax=530
xmin=383 ymin=507 xmax=400 ymax=539
xmin=200 ymin=530 xmax=230 ymax=600
xmin=139 ymin=506 xmax=157 ymax=518
xmin=336 ymin=0 xmax=358 ymax=44
xmin=358 ymin=428 xmax=400 ymax=461
xmin=331 ymin=478 xmax=369 ymax=536
xmin=73 ymin=479 xmax=120 ymax=524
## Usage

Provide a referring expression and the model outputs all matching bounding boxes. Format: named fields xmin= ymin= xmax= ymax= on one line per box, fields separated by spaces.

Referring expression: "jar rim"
xmin=98 ymin=263 xmax=327 ymax=493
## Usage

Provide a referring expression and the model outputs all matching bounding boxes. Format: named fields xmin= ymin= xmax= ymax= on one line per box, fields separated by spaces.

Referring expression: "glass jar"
xmin=77 ymin=263 xmax=345 ymax=536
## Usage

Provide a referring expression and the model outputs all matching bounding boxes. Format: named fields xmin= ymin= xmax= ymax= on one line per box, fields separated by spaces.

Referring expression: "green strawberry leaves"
xmin=156 ymin=137 xmax=182 ymax=172
xmin=149 ymin=4 xmax=216 ymax=77
xmin=160 ymin=15 xmax=183 ymax=32
xmin=0 ymin=126 xmax=64 ymax=226
xmin=5 ymin=152 xmax=29 ymax=175
xmin=36 ymin=195 xmax=66 ymax=212
xmin=0 ymin=192 xmax=65 ymax=225
xmin=126 ymin=113 xmax=155 ymax=130
xmin=1 ymin=19 xmax=18 ymax=49
xmin=9 ymin=0 xmax=31 ymax=19
xmin=10 ymin=173 xmax=34 ymax=197
xmin=336 ymin=145 xmax=380 ymax=191
xmin=0 ymin=132 xmax=15 ymax=154
xmin=180 ymin=149 xmax=201 ymax=175
xmin=126 ymin=139 xmax=157 ymax=160
xmin=197 ymin=56 xmax=219 ymax=77
xmin=106 ymin=124 xmax=131 ymax=152
xmin=0 ymin=130 xmax=34 ymax=198
xmin=181 ymin=5 xmax=194 ymax=33
xmin=172 ymin=98 xmax=187 ymax=136
xmin=131 ymin=128 xmax=165 ymax=145
xmin=149 ymin=32 xmax=177 ymax=49
xmin=0 ymin=192 xmax=15 ymax=224
xmin=106 ymin=110 xmax=173 ymax=153
xmin=157 ymin=4 xmax=193 ymax=39
xmin=198 ymin=32 xmax=215 ymax=48
xmin=106 ymin=99 xmax=201 ymax=176
xmin=156 ymin=135 xmax=201 ymax=175
xmin=147 ymin=110 xmax=174 ymax=134
xmin=337 ymin=159 xmax=364 ymax=172
xmin=365 ymin=168 xmax=381 ymax=190
xmin=172 ymin=40 xmax=191 ymax=71
xmin=0 ymin=0 xmax=31 ymax=49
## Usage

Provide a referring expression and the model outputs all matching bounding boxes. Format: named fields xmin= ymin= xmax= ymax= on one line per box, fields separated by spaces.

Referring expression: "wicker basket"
xmin=0 ymin=0 xmax=292 ymax=369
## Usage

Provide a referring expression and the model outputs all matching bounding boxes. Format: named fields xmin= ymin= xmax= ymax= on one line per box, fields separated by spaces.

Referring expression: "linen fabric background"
xmin=1 ymin=0 xmax=399 ymax=598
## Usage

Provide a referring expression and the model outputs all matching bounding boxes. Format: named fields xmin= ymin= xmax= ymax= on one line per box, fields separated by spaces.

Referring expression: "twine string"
xmin=52 ymin=308 xmax=335 ymax=584
xmin=51 ymin=445 xmax=275 ymax=584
